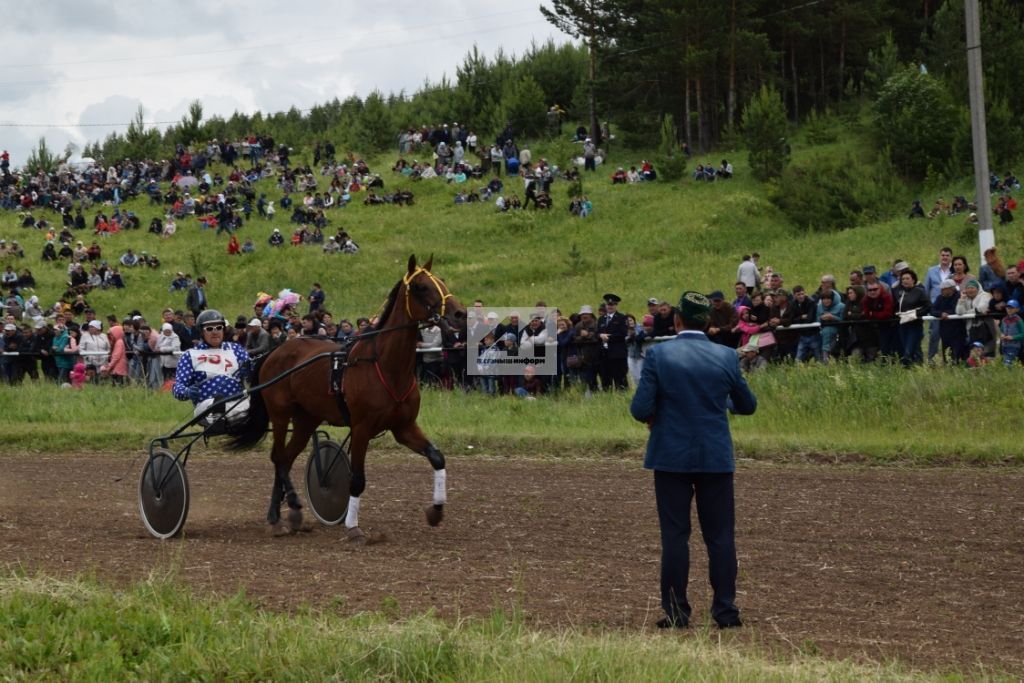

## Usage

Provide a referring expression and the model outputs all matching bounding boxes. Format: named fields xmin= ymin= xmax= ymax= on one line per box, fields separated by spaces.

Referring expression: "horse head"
xmin=403 ymin=254 xmax=465 ymax=331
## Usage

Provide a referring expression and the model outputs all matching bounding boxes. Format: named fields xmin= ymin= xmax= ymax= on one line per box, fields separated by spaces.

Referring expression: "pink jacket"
xmin=105 ymin=326 xmax=129 ymax=377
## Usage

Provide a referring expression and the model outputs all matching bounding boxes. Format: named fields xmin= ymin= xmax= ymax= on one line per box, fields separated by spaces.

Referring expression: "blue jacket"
xmin=630 ymin=331 xmax=757 ymax=473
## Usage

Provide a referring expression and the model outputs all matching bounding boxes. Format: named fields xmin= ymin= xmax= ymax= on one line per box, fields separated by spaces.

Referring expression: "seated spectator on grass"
xmin=640 ymin=160 xmax=656 ymax=181
xmin=119 ymin=249 xmax=139 ymax=267
xmin=719 ymin=159 xmax=733 ymax=179
xmin=268 ymin=228 xmax=284 ymax=247
xmin=611 ymin=167 xmax=627 ymax=184
xmin=241 ymin=237 xmax=255 ymax=254
xmin=908 ymin=199 xmax=925 ymax=218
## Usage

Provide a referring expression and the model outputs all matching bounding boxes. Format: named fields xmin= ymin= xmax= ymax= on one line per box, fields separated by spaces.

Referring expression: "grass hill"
xmin=5 ymin=134 xmax=1021 ymax=326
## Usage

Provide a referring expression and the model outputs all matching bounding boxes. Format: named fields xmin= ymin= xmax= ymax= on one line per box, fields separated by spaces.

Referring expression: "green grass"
xmin=0 ymin=574 xmax=996 ymax=682
xmin=2 ymin=362 xmax=1020 ymax=463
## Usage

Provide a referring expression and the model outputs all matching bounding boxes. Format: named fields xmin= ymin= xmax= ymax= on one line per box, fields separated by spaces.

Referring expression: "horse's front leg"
xmin=344 ymin=428 xmax=371 ymax=544
xmin=393 ymin=423 xmax=446 ymax=527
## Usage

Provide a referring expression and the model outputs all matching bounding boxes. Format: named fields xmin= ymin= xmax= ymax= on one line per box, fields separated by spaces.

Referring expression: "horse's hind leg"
xmin=277 ymin=410 xmax=319 ymax=533
xmin=266 ymin=419 xmax=290 ymax=529
xmin=392 ymin=422 xmax=446 ymax=527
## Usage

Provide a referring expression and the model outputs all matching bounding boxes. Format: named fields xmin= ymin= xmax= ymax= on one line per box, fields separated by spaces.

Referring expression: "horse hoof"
xmin=270 ymin=521 xmax=293 ymax=537
xmin=346 ymin=526 xmax=366 ymax=545
xmin=425 ymin=504 xmax=444 ymax=527
xmin=287 ymin=508 xmax=315 ymax=533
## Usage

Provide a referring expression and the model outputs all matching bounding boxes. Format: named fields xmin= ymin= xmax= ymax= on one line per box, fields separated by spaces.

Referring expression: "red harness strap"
xmin=373 ymin=360 xmax=417 ymax=403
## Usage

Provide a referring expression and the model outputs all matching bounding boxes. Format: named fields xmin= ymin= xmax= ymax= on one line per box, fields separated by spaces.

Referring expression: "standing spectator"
xmin=932 ymin=279 xmax=967 ymax=364
xmin=157 ymin=323 xmax=181 ymax=381
xmin=52 ymin=318 xmax=78 ymax=384
xmin=583 ymin=138 xmax=596 ymax=172
xmin=706 ymin=291 xmax=738 ymax=348
xmin=892 ymin=269 xmax=930 ymax=366
xmin=629 ymin=291 xmax=756 ymax=630
xmin=791 ymin=286 xmax=820 ymax=362
xmin=998 ymin=299 xmax=1023 ymax=365
xmin=978 ymin=246 xmax=1006 ymax=293
xmin=101 ymin=325 xmax=129 ymax=385
xmin=816 ymin=291 xmax=845 ymax=362
xmin=957 ymin=279 xmax=997 ymax=358
xmin=186 ymin=276 xmax=208 ymax=318
xmin=651 ymin=301 xmax=676 ymax=338
xmin=736 ymin=255 xmax=760 ymax=291
xmin=245 ymin=319 xmax=270 ymax=357
xmin=78 ymin=319 xmax=110 ymax=381
xmin=572 ymin=305 xmax=601 ymax=392
xmin=417 ymin=322 xmax=443 ymax=386
xmin=597 ymin=293 xmax=628 ymax=390
xmin=768 ymin=291 xmax=797 ymax=361
xmin=308 ymin=283 xmax=325 ymax=313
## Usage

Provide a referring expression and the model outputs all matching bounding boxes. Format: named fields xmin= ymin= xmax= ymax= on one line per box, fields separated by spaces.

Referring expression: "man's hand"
xmin=188 ymin=385 xmax=202 ymax=403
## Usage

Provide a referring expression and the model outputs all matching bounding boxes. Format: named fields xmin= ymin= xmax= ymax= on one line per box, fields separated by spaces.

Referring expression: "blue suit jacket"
xmin=630 ymin=331 xmax=757 ymax=473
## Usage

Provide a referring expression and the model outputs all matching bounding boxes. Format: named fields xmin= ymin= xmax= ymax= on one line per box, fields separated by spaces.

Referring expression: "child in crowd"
xmin=69 ymin=361 xmax=87 ymax=388
xmin=998 ymin=299 xmax=1023 ymax=366
xmin=967 ymin=341 xmax=989 ymax=368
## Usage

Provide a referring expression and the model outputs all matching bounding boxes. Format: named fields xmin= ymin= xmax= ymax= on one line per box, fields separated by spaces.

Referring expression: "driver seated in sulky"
xmin=172 ymin=309 xmax=251 ymax=424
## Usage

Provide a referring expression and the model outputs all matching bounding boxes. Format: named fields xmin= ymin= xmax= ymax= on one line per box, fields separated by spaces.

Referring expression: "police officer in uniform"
xmin=597 ymin=293 xmax=629 ymax=390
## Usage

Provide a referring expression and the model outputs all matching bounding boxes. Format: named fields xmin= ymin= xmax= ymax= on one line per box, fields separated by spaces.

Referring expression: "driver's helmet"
xmin=196 ymin=309 xmax=227 ymax=328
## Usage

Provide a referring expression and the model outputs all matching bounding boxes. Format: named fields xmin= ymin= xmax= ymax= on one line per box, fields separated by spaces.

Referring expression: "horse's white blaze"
xmin=433 ymin=468 xmax=447 ymax=505
xmin=345 ymin=496 xmax=360 ymax=528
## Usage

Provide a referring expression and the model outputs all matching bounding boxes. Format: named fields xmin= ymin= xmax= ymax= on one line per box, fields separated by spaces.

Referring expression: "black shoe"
xmin=656 ymin=616 xmax=688 ymax=629
xmin=716 ymin=617 xmax=743 ymax=629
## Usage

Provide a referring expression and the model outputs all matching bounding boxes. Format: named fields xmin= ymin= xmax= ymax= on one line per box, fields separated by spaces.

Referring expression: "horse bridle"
xmin=402 ymin=266 xmax=453 ymax=325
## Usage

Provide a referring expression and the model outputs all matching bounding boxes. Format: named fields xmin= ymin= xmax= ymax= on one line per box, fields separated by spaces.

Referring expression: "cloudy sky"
xmin=0 ymin=1 xmax=569 ymax=166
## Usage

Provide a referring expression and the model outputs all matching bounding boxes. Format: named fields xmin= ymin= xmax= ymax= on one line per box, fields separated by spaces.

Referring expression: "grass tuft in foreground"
xmin=0 ymin=575 xmax=982 ymax=682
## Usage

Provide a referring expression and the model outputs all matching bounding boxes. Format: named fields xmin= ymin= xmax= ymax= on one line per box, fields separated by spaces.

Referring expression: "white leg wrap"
xmin=433 ymin=468 xmax=447 ymax=506
xmin=345 ymin=496 xmax=360 ymax=529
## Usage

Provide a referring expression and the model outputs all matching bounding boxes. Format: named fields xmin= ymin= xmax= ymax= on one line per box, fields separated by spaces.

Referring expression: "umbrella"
xmin=175 ymin=176 xmax=199 ymax=189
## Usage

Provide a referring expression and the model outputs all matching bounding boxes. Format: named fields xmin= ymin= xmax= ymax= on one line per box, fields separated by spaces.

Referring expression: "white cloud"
xmin=0 ymin=1 xmax=567 ymax=166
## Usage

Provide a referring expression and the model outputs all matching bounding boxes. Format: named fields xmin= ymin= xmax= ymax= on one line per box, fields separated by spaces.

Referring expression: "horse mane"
xmin=373 ymin=279 xmax=403 ymax=329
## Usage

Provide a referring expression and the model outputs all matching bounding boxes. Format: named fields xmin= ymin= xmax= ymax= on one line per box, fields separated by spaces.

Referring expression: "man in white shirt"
xmin=736 ymin=254 xmax=760 ymax=291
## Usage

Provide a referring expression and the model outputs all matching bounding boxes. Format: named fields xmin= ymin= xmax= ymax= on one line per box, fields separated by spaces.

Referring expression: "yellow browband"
xmin=402 ymin=267 xmax=452 ymax=319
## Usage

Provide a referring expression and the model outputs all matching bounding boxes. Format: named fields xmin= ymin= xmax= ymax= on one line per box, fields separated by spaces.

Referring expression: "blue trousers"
xmin=898 ymin=323 xmax=925 ymax=365
xmin=654 ymin=470 xmax=739 ymax=626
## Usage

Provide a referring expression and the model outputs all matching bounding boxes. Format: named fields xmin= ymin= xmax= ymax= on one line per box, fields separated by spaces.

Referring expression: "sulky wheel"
xmin=305 ymin=439 xmax=351 ymax=526
xmin=138 ymin=448 xmax=190 ymax=539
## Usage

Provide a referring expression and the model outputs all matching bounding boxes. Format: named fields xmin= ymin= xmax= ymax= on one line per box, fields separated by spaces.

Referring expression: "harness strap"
xmin=374 ymin=360 xmax=417 ymax=403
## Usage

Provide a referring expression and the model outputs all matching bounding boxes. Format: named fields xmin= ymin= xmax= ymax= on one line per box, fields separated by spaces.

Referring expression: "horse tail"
xmin=225 ymin=388 xmax=268 ymax=450
xmin=225 ymin=353 xmax=271 ymax=450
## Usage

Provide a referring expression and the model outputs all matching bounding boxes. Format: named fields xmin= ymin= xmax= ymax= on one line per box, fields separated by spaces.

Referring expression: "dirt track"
xmin=1 ymin=451 xmax=1022 ymax=674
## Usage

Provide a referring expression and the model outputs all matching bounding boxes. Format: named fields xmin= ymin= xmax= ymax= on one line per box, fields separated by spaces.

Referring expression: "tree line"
xmin=24 ymin=0 xmax=1020 ymax=184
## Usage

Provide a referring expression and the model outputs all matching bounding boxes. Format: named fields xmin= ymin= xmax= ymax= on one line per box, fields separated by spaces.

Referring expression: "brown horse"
xmin=226 ymin=255 xmax=465 ymax=540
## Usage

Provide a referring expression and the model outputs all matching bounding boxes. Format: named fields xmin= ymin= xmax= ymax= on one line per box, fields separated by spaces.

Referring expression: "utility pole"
xmin=965 ymin=0 xmax=995 ymax=263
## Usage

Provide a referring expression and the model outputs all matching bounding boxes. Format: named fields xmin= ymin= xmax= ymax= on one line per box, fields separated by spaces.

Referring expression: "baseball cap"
xmin=647 ymin=297 xmax=659 ymax=305
xmin=1007 ymin=299 xmax=1021 ymax=308
xmin=161 ymin=323 xmax=173 ymax=332
xmin=88 ymin=320 xmax=102 ymax=329
xmin=248 ymin=318 xmax=263 ymax=327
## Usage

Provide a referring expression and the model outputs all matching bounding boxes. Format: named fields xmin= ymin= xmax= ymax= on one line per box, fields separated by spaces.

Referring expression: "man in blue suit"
xmin=630 ymin=291 xmax=757 ymax=629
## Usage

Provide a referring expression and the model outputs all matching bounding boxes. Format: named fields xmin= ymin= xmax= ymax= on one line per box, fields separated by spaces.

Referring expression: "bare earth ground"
xmin=1 ymin=450 xmax=1022 ymax=675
